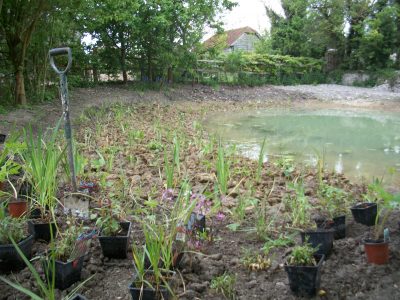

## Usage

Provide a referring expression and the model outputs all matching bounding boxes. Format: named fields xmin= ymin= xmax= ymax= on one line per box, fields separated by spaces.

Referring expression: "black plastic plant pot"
xmin=70 ymin=295 xmax=87 ymax=300
xmin=351 ymin=202 xmax=377 ymax=226
xmin=301 ymin=229 xmax=334 ymax=256
xmin=44 ymin=256 xmax=85 ymax=290
xmin=186 ymin=213 xmax=206 ymax=233
xmin=0 ymin=134 xmax=6 ymax=144
xmin=0 ymin=235 xmax=34 ymax=273
xmin=129 ymin=282 xmax=169 ymax=300
xmin=284 ymin=254 xmax=325 ymax=297
xmin=99 ymin=221 xmax=131 ymax=259
xmin=332 ymin=215 xmax=346 ymax=239
xmin=28 ymin=220 xmax=57 ymax=242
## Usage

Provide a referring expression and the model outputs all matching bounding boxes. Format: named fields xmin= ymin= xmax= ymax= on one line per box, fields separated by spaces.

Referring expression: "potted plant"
xmin=20 ymin=126 xmax=63 ymax=242
xmin=0 ymin=203 xmax=33 ymax=272
xmin=350 ymin=180 xmax=381 ymax=226
xmin=43 ymin=222 xmax=88 ymax=290
xmin=284 ymin=243 xmax=324 ymax=297
xmin=287 ymin=182 xmax=334 ymax=256
xmin=96 ymin=203 xmax=131 ymax=258
xmin=130 ymin=223 xmax=175 ymax=300
xmin=317 ymin=184 xmax=348 ymax=239
xmin=0 ymin=233 xmax=92 ymax=300
xmin=186 ymin=193 xmax=208 ymax=233
xmin=0 ymin=160 xmax=26 ymax=218
xmin=0 ymin=133 xmax=6 ymax=144
xmin=0 ymin=132 xmax=22 ymax=191
xmin=363 ymin=182 xmax=400 ymax=264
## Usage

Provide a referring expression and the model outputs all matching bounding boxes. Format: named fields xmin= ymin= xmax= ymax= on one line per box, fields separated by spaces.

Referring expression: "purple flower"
xmin=161 ymin=188 xmax=175 ymax=203
xmin=216 ymin=211 xmax=225 ymax=221
xmin=191 ymin=193 xmax=212 ymax=215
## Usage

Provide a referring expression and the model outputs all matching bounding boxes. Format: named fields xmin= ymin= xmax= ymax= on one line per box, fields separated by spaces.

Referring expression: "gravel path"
xmin=275 ymin=84 xmax=400 ymax=103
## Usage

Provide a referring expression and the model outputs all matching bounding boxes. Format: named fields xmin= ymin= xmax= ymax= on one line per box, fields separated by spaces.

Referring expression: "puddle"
xmin=206 ymin=108 xmax=400 ymax=187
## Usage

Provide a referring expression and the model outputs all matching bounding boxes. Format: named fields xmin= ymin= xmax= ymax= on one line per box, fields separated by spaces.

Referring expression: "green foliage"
xmin=95 ymin=204 xmax=123 ymax=236
xmin=0 ymin=236 xmax=91 ymax=300
xmin=52 ymin=222 xmax=82 ymax=262
xmin=198 ymin=53 xmax=325 ymax=86
xmin=265 ymin=0 xmax=400 ymax=71
xmin=216 ymin=142 xmax=229 ymax=195
xmin=318 ymin=183 xmax=348 ymax=218
xmin=286 ymin=181 xmax=312 ymax=228
xmin=262 ymin=234 xmax=295 ymax=256
xmin=0 ymin=215 xmax=26 ymax=245
xmin=241 ymin=249 xmax=271 ymax=271
xmin=256 ymin=138 xmax=266 ymax=183
xmin=210 ymin=272 xmax=236 ymax=300
xmin=366 ymin=180 xmax=400 ymax=240
xmin=275 ymin=156 xmax=295 ymax=177
xmin=61 ymin=142 xmax=87 ymax=180
xmin=288 ymin=243 xmax=318 ymax=266
xmin=20 ymin=121 xmax=64 ymax=218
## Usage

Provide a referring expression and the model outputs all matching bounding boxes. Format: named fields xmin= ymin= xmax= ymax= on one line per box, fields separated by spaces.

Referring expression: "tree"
xmin=266 ymin=0 xmax=313 ymax=57
xmin=0 ymin=0 xmax=50 ymax=105
xmin=80 ymin=0 xmax=139 ymax=83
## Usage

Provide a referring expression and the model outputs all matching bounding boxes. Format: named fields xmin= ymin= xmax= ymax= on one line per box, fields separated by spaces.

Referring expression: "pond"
xmin=206 ymin=108 xmax=400 ymax=187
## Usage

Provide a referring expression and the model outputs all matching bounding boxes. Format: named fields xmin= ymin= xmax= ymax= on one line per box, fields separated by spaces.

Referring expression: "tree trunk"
xmin=147 ymin=53 xmax=153 ymax=81
xmin=122 ymin=69 xmax=128 ymax=83
xmin=120 ymin=35 xmax=127 ymax=84
xmin=15 ymin=68 xmax=27 ymax=106
xmin=93 ymin=67 xmax=99 ymax=83
xmin=167 ymin=67 xmax=173 ymax=84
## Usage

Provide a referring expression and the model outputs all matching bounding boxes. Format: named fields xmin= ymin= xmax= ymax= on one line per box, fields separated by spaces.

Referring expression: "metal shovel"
xmin=49 ymin=47 xmax=88 ymax=217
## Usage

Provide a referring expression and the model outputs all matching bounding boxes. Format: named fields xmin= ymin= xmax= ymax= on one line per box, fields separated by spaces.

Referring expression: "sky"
xmin=204 ymin=0 xmax=284 ymax=39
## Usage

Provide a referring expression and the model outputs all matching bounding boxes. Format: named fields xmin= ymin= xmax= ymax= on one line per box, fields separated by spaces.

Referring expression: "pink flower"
xmin=216 ymin=211 xmax=225 ymax=221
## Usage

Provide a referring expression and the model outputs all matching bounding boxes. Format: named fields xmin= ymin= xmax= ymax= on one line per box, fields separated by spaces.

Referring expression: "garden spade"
xmin=49 ymin=47 xmax=89 ymax=217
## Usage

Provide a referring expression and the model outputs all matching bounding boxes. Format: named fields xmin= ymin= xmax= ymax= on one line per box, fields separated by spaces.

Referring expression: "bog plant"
xmin=216 ymin=142 xmax=229 ymax=195
xmin=318 ymin=183 xmax=348 ymax=218
xmin=95 ymin=202 xmax=124 ymax=236
xmin=21 ymin=121 xmax=64 ymax=219
xmin=366 ymin=181 xmax=400 ymax=240
xmin=52 ymin=221 xmax=83 ymax=261
xmin=287 ymin=243 xmax=318 ymax=266
xmin=0 ymin=203 xmax=26 ymax=244
xmin=0 ymin=236 xmax=91 ymax=300
xmin=256 ymin=138 xmax=266 ymax=183
xmin=286 ymin=181 xmax=312 ymax=229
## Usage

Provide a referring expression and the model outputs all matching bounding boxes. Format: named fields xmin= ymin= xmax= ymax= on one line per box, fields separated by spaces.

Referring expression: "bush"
xmin=197 ymin=53 xmax=326 ymax=86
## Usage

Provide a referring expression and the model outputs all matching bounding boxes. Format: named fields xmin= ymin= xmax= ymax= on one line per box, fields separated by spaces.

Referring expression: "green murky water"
xmin=206 ymin=108 xmax=400 ymax=186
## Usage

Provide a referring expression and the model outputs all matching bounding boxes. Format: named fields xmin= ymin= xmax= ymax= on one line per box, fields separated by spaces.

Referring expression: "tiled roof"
xmin=203 ymin=27 xmax=259 ymax=48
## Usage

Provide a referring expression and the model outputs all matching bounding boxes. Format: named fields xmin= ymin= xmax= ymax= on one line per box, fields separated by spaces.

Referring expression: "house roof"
xmin=203 ymin=26 xmax=259 ymax=49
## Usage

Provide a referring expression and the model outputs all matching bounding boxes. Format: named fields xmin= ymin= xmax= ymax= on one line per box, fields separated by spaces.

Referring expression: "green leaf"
xmin=226 ymin=223 xmax=240 ymax=231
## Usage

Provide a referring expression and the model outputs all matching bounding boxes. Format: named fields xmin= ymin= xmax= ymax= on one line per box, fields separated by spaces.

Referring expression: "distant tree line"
xmin=264 ymin=0 xmax=400 ymax=70
xmin=0 ymin=0 xmax=235 ymax=107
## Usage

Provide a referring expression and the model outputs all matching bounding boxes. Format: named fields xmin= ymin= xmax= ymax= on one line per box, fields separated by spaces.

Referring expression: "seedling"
xmin=210 ymin=272 xmax=236 ymax=300
xmin=241 ymin=248 xmax=271 ymax=271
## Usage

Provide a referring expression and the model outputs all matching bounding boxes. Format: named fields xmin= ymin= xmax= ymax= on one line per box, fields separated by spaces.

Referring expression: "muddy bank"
xmin=2 ymin=83 xmax=399 ymax=136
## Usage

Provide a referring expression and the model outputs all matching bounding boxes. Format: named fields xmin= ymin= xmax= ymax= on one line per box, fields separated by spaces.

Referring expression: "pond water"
xmin=206 ymin=108 xmax=400 ymax=187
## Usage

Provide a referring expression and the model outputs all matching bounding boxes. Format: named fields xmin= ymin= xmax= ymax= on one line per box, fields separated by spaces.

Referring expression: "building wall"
xmin=224 ymin=33 xmax=259 ymax=53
